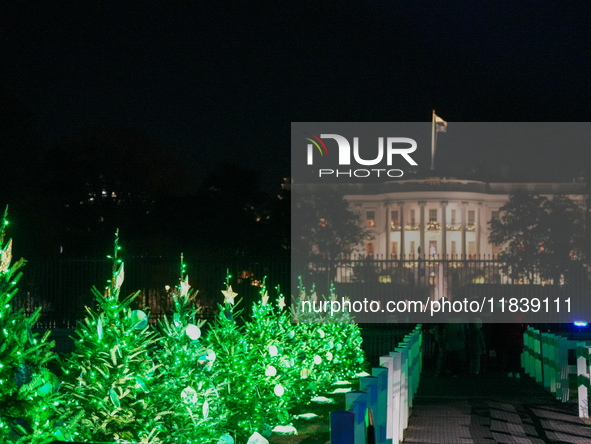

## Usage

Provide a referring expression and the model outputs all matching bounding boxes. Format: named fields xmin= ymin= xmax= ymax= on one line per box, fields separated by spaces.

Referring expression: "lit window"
xmin=429 ymin=241 xmax=437 ymax=258
xmin=318 ymin=218 xmax=327 ymax=227
xmin=410 ymin=210 xmax=416 ymax=225
xmin=366 ymin=242 xmax=375 ymax=257
xmin=391 ymin=210 xmax=399 ymax=226
xmin=366 ymin=211 xmax=375 ymax=227
xmin=468 ymin=210 xmax=475 ymax=226
xmin=492 ymin=210 xmax=500 ymax=220
xmin=410 ymin=241 xmax=415 ymax=256
xmin=391 ymin=241 xmax=398 ymax=259
xmin=468 ymin=241 xmax=476 ymax=256
xmin=451 ymin=241 xmax=457 ymax=256
xmin=451 ymin=209 xmax=456 ymax=225
xmin=429 ymin=209 xmax=437 ymax=222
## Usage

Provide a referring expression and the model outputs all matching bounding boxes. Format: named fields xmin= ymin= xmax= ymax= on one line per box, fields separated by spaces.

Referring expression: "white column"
xmin=477 ymin=203 xmax=482 ymax=257
xmin=461 ymin=202 xmax=467 ymax=258
xmin=399 ymin=202 xmax=405 ymax=259
xmin=419 ymin=201 xmax=425 ymax=258
xmin=441 ymin=200 xmax=447 ymax=258
xmin=386 ymin=204 xmax=391 ymax=259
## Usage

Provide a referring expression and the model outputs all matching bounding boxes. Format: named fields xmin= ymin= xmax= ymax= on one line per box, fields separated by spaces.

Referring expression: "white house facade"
xmin=343 ymin=178 xmax=586 ymax=259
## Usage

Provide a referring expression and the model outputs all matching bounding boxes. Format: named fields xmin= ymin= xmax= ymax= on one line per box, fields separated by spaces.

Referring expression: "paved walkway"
xmin=403 ymin=371 xmax=591 ymax=444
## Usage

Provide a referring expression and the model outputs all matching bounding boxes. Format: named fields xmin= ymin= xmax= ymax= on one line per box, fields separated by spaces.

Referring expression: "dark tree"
xmin=488 ymin=191 xmax=584 ymax=283
xmin=292 ymin=192 xmax=371 ymax=261
xmin=40 ymin=126 xmax=191 ymax=256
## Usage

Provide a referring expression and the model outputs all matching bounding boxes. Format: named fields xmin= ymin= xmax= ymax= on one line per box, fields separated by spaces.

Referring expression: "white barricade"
xmin=576 ymin=342 xmax=591 ymax=418
xmin=332 ymin=325 xmax=423 ymax=444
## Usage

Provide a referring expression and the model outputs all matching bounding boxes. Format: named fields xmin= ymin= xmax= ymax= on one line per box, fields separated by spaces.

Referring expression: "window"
xmin=492 ymin=210 xmax=500 ymax=221
xmin=468 ymin=210 xmax=475 ymax=226
xmin=451 ymin=209 xmax=456 ymax=225
xmin=492 ymin=243 xmax=500 ymax=258
xmin=366 ymin=242 xmax=375 ymax=257
xmin=391 ymin=241 xmax=398 ymax=259
xmin=451 ymin=240 xmax=457 ymax=256
xmin=410 ymin=241 xmax=415 ymax=256
xmin=391 ymin=210 xmax=399 ymax=226
xmin=429 ymin=209 xmax=437 ymax=222
xmin=429 ymin=241 xmax=437 ymax=258
xmin=468 ymin=241 xmax=476 ymax=256
xmin=410 ymin=209 xmax=416 ymax=225
xmin=366 ymin=211 xmax=375 ymax=227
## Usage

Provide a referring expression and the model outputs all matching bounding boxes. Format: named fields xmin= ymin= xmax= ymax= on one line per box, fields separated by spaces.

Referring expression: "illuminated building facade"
xmin=344 ymin=178 xmax=586 ymax=259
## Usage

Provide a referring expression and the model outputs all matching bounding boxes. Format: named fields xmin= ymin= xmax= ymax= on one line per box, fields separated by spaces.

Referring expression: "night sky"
xmin=1 ymin=2 xmax=591 ymax=187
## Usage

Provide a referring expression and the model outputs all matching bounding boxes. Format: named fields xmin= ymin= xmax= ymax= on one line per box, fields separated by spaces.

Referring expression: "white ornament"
xmin=181 ymin=386 xmax=198 ymax=404
xmin=318 ymin=329 xmax=325 ymax=338
xmin=186 ymin=324 xmax=201 ymax=340
xmin=265 ymin=365 xmax=277 ymax=377
xmin=326 ymin=352 xmax=333 ymax=361
xmin=268 ymin=345 xmax=278 ymax=357
xmin=274 ymin=384 xmax=284 ymax=397
xmin=314 ymin=355 xmax=322 ymax=365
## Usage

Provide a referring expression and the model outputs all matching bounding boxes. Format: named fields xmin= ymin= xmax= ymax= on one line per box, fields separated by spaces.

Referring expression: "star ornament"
xmin=0 ymin=238 xmax=12 ymax=272
xmin=180 ymin=275 xmax=191 ymax=297
xmin=278 ymin=296 xmax=286 ymax=311
xmin=261 ymin=291 xmax=269 ymax=305
xmin=311 ymin=292 xmax=318 ymax=303
xmin=222 ymin=285 xmax=238 ymax=305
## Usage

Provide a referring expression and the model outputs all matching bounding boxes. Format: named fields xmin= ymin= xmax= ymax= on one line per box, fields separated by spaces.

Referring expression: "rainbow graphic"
xmin=303 ymin=132 xmax=328 ymax=156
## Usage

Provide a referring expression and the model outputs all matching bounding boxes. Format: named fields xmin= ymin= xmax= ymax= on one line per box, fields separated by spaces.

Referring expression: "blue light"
xmin=574 ymin=321 xmax=588 ymax=327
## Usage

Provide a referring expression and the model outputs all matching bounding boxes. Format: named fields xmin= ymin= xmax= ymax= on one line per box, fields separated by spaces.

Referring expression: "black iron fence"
xmin=293 ymin=256 xmax=590 ymax=305
xmin=12 ymin=256 xmax=591 ymax=328
xmin=15 ymin=257 xmax=291 ymax=328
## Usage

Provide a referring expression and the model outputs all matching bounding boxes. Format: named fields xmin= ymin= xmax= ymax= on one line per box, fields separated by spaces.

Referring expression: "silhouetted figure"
xmin=443 ymin=321 xmax=466 ymax=376
xmin=469 ymin=319 xmax=486 ymax=374
xmin=497 ymin=321 xmax=527 ymax=378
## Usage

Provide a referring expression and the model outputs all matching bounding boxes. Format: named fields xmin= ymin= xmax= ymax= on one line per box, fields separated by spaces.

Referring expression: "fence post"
xmin=533 ymin=329 xmax=543 ymax=384
xmin=331 ymin=411 xmax=355 ymax=444
xmin=346 ymin=390 xmax=369 ymax=444
xmin=391 ymin=346 xmax=408 ymax=432
xmin=371 ymin=367 xmax=389 ymax=444
xmin=523 ymin=327 xmax=533 ymax=375
xmin=359 ymin=376 xmax=379 ymax=444
xmin=388 ymin=352 xmax=402 ymax=443
xmin=557 ymin=336 xmax=569 ymax=402
xmin=577 ymin=342 xmax=591 ymax=418
xmin=542 ymin=333 xmax=551 ymax=391
xmin=378 ymin=356 xmax=395 ymax=442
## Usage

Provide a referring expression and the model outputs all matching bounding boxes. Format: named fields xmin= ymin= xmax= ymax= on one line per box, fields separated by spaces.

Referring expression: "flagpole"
xmin=431 ymin=109 xmax=436 ymax=170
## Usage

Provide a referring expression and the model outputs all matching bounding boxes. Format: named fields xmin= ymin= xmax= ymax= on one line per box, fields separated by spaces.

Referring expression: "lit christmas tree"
xmin=243 ymin=280 xmax=292 ymax=425
xmin=289 ymin=279 xmax=367 ymax=399
xmin=152 ymin=254 xmax=226 ymax=443
xmin=205 ymin=276 xmax=289 ymax=441
xmin=0 ymin=210 xmax=65 ymax=444
xmin=321 ymin=283 xmax=366 ymax=381
xmin=61 ymin=232 xmax=166 ymax=443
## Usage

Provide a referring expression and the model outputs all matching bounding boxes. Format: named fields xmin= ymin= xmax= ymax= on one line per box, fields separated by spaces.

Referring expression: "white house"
xmin=342 ymin=177 xmax=586 ymax=259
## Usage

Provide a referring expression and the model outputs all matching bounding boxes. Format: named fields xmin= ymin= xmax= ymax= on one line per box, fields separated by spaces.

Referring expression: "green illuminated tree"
xmin=204 ymin=278 xmax=290 ymax=441
xmin=243 ymin=281 xmax=292 ymax=423
xmin=61 ymin=233 xmax=167 ymax=443
xmin=152 ymin=255 xmax=226 ymax=443
xmin=289 ymin=281 xmax=366 ymax=398
xmin=0 ymin=213 xmax=65 ymax=444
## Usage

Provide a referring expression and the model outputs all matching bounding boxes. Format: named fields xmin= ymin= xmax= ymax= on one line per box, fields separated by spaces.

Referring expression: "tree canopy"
xmin=488 ymin=191 xmax=584 ymax=282
xmin=292 ymin=192 xmax=371 ymax=260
